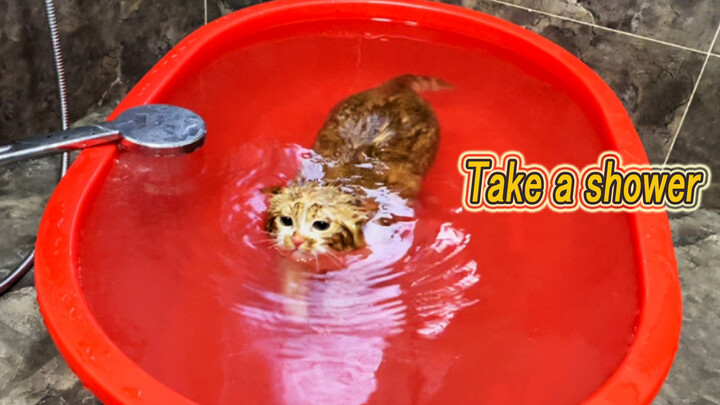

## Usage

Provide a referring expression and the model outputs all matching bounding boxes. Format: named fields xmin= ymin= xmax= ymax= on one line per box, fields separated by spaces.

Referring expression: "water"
xmin=78 ymin=18 xmax=639 ymax=405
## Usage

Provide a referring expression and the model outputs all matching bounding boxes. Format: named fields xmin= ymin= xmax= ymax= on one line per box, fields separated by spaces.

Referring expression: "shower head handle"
xmin=0 ymin=104 xmax=206 ymax=165
xmin=0 ymin=125 xmax=120 ymax=165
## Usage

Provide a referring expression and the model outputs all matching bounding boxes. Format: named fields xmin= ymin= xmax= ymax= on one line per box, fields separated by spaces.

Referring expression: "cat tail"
xmin=383 ymin=74 xmax=452 ymax=93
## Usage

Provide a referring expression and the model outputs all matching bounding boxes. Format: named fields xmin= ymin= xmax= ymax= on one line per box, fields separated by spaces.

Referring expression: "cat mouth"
xmin=280 ymin=247 xmax=314 ymax=262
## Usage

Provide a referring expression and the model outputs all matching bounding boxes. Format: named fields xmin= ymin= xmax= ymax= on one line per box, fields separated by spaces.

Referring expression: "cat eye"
xmin=313 ymin=220 xmax=330 ymax=231
xmin=280 ymin=216 xmax=293 ymax=226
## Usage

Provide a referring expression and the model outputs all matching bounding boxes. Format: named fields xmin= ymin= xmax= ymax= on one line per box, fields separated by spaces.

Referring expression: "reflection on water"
xmin=223 ymin=144 xmax=480 ymax=405
xmin=78 ymin=21 xmax=640 ymax=402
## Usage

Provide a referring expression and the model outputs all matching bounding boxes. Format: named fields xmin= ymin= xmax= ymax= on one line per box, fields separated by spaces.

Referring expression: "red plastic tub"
xmin=34 ymin=0 xmax=681 ymax=404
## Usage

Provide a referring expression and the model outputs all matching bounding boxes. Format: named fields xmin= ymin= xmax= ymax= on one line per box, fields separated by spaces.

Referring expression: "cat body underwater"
xmin=264 ymin=74 xmax=449 ymax=259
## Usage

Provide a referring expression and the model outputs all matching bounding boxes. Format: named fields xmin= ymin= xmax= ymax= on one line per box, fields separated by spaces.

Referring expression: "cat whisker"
xmin=313 ymin=253 xmax=321 ymax=273
xmin=251 ymin=239 xmax=278 ymax=246
xmin=322 ymin=250 xmax=346 ymax=268
xmin=248 ymin=238 xmax=282 ymax=248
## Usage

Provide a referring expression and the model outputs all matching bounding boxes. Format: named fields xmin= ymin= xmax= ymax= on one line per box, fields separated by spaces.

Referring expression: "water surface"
xmin=79 ymin=18 xmax=638 ymax=405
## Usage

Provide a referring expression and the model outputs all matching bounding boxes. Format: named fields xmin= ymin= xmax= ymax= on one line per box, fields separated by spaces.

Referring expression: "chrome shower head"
xmin=109 ymin=104 xmax=206 ymax=156
xmin=0 ymin=104 xmax=207 ymax=165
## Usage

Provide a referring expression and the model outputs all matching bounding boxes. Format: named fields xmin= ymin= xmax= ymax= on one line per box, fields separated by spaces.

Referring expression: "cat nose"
xmin=291 ymin=234 xmax=305 ymax=248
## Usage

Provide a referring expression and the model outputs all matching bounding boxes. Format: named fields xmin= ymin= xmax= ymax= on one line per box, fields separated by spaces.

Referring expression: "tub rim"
xmin=34 ymin=0 xmax=681 ymax=404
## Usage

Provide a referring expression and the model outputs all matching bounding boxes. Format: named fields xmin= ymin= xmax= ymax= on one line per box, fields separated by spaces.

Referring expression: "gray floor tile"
xmin=654 ymin=210 xmax=720 ymax=405
xmin=207 ymin=0 xmax=268 ymax=19
xmin=667 ymin=57 xmax=720 ymax=208
xmin=0 ymin=157 xmax=60 ymax=288
xmin=489 ymin=0 xmax=720 ymax=51
xmin=0 ymin=287 xmax=100 ymax=405
xmin=451 ymin=0 xmax=705 ymax=164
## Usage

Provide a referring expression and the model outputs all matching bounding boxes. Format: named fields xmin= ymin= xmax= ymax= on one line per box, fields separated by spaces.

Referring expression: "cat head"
xmin=263 ymin=182 xmax=377 ymax=257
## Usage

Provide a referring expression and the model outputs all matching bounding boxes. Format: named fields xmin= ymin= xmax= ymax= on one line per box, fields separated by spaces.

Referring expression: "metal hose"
xmin=0 ymin=0 xmax=70 ymax=295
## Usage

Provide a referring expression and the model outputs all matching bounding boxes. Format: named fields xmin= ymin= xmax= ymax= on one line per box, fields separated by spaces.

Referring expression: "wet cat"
xmin=264 ymin=74 xmax=449 ymax=260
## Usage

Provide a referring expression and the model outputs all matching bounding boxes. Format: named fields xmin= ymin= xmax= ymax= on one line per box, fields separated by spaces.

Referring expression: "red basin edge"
xmin=34 ymin=0 xmax=682 ymax=404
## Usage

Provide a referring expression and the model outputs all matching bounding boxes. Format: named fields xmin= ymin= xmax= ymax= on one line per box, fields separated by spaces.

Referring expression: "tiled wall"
xmin=0 ymin=0 xmax=203 ymax=143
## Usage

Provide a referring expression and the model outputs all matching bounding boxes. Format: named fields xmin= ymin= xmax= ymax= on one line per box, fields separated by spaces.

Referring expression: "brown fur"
xmin=265 ymin=75 xmax=447 ymax=253
xmin=264 ymin=183 xmax=370 ymax=253
xmin=313 ymin=74 xmax=447 ymax=198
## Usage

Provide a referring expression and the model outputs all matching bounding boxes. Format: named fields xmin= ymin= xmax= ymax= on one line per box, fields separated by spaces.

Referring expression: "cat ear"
xmin=261 ymin=185 xmax=282 ymax=195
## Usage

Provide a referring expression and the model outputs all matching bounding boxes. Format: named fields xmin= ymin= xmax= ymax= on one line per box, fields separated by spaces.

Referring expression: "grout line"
xmin=662 ymin=21 xmax=720 ymax=168
xmin=481 ymin=0 xmax=707 ymax=55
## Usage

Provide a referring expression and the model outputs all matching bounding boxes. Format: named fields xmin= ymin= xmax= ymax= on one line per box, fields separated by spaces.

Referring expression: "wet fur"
xmin=312 ymin=74 xmax=446 ymax=198
xmin=265 ymin=74 xmax=447 ymax=253
xmin=265 ymin=183 xmax=370 ymax=254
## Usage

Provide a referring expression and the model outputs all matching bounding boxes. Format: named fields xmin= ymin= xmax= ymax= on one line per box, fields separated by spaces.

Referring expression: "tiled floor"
xmin=443 ymin=0 xmax=720 ymax=208
xmin=1 ymin=0 xmax=719 ymax=403
xmin=487 ymin=0 xmax=720 ymax=51
xmin=669 ymin=56 xmax=720 ymax=208
xmin=452 ymin=0 xmax=707 ymax=165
